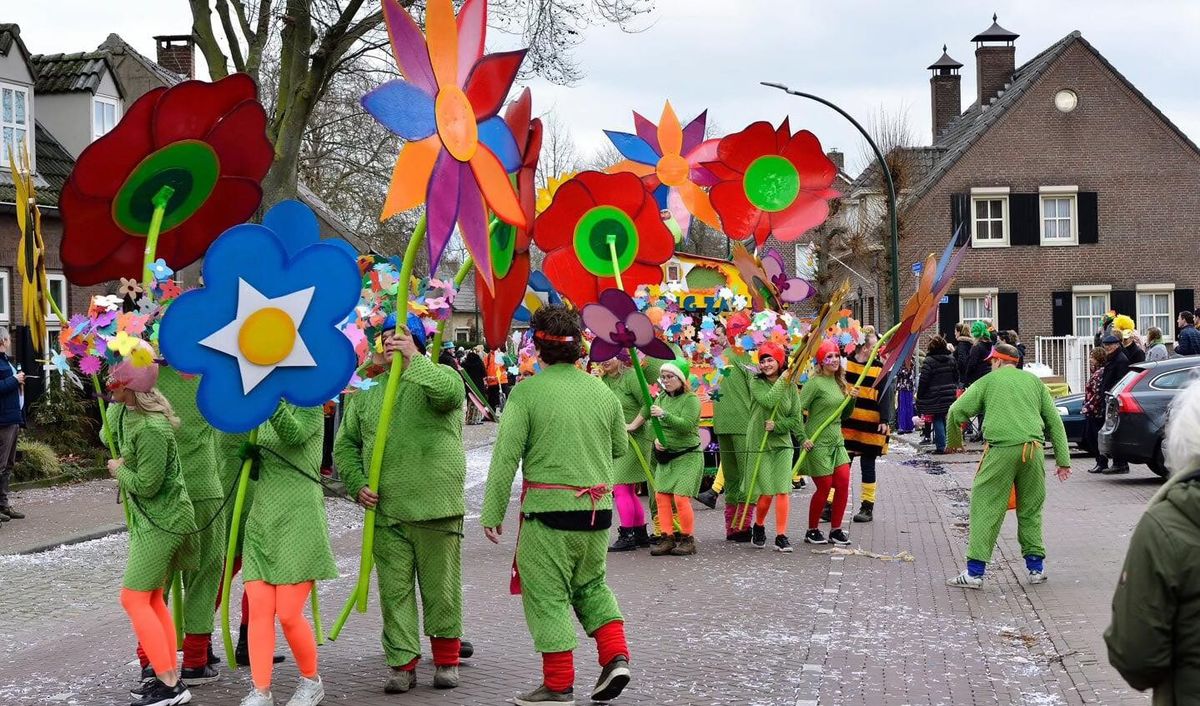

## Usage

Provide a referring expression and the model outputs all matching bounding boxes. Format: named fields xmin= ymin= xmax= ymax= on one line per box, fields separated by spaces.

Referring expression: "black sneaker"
xmin=459 ymin=639 xmax=474 ymax=659
xmin=207 ymin=643 xmax=220 ymax=666
xmin=1086 ymin=464 xmax=1107 ymax=474
xmin=130 ymin=678 xmax=159 ymax=698
xmin=696 ymin=488 xmax=718 ymax=509
xmin=1101 ymin=465 xmax=1130 ymax=475
xmin=0 ymin=506 xmax=24 ymax=519
xmin=829 ymin=528 xmax=851 ymax=545
xmin=750 ymin=524 xmax=767 ymax=548
xmin=130 ymin=679 xmax=190 ymax=706
xmin=591 ymin=656 xmax=631 ymax=702
xmin=180 ymin=664 xmax=219 ymax=685
xmin=774 ymin=535 xmax=793 ymax=553
xmin=820 ymin=503 xmax=832 ymax=523
xmin=804 ymin=529 xmax=827 ymax=544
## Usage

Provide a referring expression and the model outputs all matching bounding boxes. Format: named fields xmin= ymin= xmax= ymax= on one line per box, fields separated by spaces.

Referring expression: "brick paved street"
xmin=0 ymin=428 xmax=1157 ymax=705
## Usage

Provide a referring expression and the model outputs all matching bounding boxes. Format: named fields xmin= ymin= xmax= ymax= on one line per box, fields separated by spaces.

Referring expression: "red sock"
xmin=542 ymin=651 xmax=574 ymax=692
xmin=592 ymin=620 xmax=629 ymax=666
xmin=395 ymin=657 xmax=419 ymax=672
xmin=182 ymin=634 xmax=209 ymax=669
xmin=136 ymin=642 xmax=149 ymax=670
xmin=240 ymin=590 xmax=250 ymax=626
xmin=430 ymin=637 xmax=461 ymax=666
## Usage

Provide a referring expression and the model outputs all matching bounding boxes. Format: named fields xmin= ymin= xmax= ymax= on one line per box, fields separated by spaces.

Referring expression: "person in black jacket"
xmin=0 ymin=327 xmax=26 ymax=521
xmin=1120 ymin=329 xmax=1146 ymax=365
xmin=953 ymin=323 xmax=974 ymax=382
xmin=916 ymin=336 xmax=959 ymax=453
xmin=461 ymin=346 xmax=488 ymax=424
xmin=964 ymin=321 xmax=995 ymax=386
xmin=1100 ymin=334 xmax=1133 ymax=475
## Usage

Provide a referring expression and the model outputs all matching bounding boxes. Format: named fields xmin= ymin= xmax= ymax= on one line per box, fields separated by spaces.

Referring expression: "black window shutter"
xmin=1009 ymin=194 xmax=1040 ymax=246
xmin=997 ymin=292 xmax=1019 ymax=331
xmin=939 ymin=293 xmax=959 ymax=338
xmin=951 ymin=194 xmax=971 ymax=246
xmin=1111 ymin=290 xmax=1136 ymax=318
xmin=1078 ymin=192 xmax=1099 ymax=244
xmin=1176 ymin=289 xmax=1195 ymax=319
xmin=1051 ymin=291 xmax=1072 ymax=336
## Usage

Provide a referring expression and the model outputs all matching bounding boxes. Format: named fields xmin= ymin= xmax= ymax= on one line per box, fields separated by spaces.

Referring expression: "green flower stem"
xmin=605 ymin=235 xmax=667 ymax=447
xmin=431 ymin=256 xmax=476 ymax=356
xmin=141 ymin=185 xmax=176 ymax=288
xmin=626 ymin=429 xmax=656 ymax=491
xmin=311 ymin=588 xmax=324 ymax=645
xmin=90 ymin=371 xmax=131 ymax=528
xmin=171 ymin=572 xmax=184 ymax=643
xmin=220 ymin=426 xmax=259 ymax=667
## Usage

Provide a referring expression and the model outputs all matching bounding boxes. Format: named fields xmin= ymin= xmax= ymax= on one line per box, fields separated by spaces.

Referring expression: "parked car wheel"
xmin=1148 ymin=442 xmax=1169 ymax=478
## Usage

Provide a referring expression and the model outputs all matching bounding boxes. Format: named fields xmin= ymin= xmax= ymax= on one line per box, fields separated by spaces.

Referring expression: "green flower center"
xmin=490 ymin=220 xmax=517 ymax=279
xmin=743 ymin=155 xmax=799 ymax=213
xmin=113 ymin=140 xmax=220 ymax=236
xmin=573 ymin=205 xmax=639 ymax=277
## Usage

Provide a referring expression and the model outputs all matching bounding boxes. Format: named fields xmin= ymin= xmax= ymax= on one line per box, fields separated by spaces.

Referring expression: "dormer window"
xmin=93 ymin=96 xmax=119 ymax=141
xmin=1 ymin=82 xmax=31 ymax=167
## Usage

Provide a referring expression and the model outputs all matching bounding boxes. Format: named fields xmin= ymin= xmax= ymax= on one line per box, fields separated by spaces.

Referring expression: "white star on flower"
xmin=200 ymin=279 xmax=316 ymax=394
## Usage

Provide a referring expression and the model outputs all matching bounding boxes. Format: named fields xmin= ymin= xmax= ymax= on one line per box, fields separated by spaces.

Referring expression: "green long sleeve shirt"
xmin=946 ymin=366 xmax=1071 ymax=467
xmin=712 ymin=349 xmax=752 ymax=435
xmin=109 ymin=405 xmax=196 ymax=535
xmin=747 ymin=375 xmax=803 ymax=450
xmin=156 ymin=367 xmax=223 ymax=502
xmin=481 ymin=363 xmax=625 ymax=527
xmin=334 ymin=354 xmax=467 ymax=523
xmin=795 ymin=374 xmax=853 ymax=447
xmin=655 ymin=390 xmax=701 ymax=450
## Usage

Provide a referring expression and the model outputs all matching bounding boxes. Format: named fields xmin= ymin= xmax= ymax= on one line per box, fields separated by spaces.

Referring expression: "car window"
xmin=1111 ymin=370 xmax=1141 ymax=395
xmin=1151 ymin=367 xmax=1200 ymax=390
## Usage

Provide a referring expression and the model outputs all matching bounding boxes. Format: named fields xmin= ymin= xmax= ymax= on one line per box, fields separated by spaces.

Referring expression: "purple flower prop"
xmin=761 ymin=250 xmax=814 ymax=303
xmin=582 ymin=288 xmax=674 ymax=364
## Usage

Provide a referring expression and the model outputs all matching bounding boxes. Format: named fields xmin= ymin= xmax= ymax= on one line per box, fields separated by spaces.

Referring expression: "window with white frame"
xmin=1073 ymin=291 xmax=1109 ymax=337
xmin=971 ymin=192 xmax=1008 ymax=246
xmin=454 ymin=328 xmax=470 ymax=343
xmin=1137 ymin=288 xmax=1174 ymax=341
xmin=92 ymin=97 xmax=119 ymax=141
xmin=1040 ymin=186 xmax=1078 ymax=245
xmin=959 ymin=289 xmax=995 ymax=328
xmin=0 ymin=269 xmax=9 ymax=324
xmin=665 ymin=262 xmax=682 ymax=283
xmin=46 ymin=273 xmax=67 ymax=323
xmin=1 ymin=83 xmax=31 ymax=168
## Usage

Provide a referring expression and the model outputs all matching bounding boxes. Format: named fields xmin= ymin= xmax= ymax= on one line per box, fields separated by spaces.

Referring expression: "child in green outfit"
xmin=648 ymin=360 xmax=702 ymax=557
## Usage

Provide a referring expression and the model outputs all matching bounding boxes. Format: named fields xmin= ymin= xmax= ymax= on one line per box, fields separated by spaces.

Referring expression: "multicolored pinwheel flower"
xmin=582 ymin=288 xmax=674 ymax=364
xmin=605 ymin=102 xmax=720 ymax=236
xmin=705 ymin=120 xmax=839 ymax=246
xmin=534 ymin=171 xmax=675 ymax=308
xmin=159 ymin=201 xmax=360 ymax=433
xmin=60 ymin=73 xmax=272 ymax=286
xmin=363 ymin=0 xmax=527 ymax=290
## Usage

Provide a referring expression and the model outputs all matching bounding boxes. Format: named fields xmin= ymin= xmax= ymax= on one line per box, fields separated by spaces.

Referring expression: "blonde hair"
xmin=1165 ymin=378 xmax=1200 ymax=476
xmin=129 ymin=389 xmax=181 ymax=428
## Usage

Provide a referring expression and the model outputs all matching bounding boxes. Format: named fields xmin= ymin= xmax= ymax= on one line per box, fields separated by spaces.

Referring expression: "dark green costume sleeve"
xmin=333 ymin=393 xmax=367 ymax=497
xmin=1104 ymin=510 xmax=1177 ymax=691
xmin=402 ymin=354 xmax=466 ymax=413
xmin=1039 ymin=383 xmax=1072 ymax=467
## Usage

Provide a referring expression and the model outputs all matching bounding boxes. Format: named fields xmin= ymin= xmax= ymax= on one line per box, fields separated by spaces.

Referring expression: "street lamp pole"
xmin=761 ymin=82 xmax=901 ymax=327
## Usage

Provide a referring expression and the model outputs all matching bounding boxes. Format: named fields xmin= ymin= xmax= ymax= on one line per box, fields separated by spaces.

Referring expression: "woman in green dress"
xmin=797 ymin=340 xmax=855 ymax=547
xmin=745 ymin=343 xmax=804 ymax=552
xmin=648 ymin=360 xmax=703 ymax=556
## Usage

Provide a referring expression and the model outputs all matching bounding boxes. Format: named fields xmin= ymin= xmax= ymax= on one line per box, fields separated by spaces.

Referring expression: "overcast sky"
xmin=9 ymin=1 xmax=1200 ymax=173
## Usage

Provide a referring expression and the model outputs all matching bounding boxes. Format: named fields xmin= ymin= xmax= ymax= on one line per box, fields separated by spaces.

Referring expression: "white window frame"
xmin=970 ymin=187 xmax=1009 ymax=248
xmin=1039 ymin=186 xmax=1078 ymax=246
xmin=665 ymin=262 xmax=683 ymax=284
xmin=959 ymin=287 xmax=997 ymax=328
xmin=454 ymin=327 xmax=470 ymax=344
xmin=0 ymin=269 xmax=9 ymax=324
xmin=92 ymin=95 xmax=121 ymax=141
xmin=1071 ymin=285 xmax=1110 ymax=337
xmin=1136 ymin=285 xmax=1175 ymax=343
xmin=46 ymin=273 xmax=67 ymax=323
xmin=0 ymin=81 xmax=33 ymax=170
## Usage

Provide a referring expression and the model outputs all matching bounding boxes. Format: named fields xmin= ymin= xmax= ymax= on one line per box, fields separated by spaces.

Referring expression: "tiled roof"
xmin=0 ymin=24 xmax=34 ymax=71
xmin=454 ymin=271 xmax=479 ymax=312
xmin=97 ymin=33 xmax=184 ymax=87
xmin=30 ymin=51 xmax=120 ymax=95
xmin=0 ymin=121 xmax=75 ymax=207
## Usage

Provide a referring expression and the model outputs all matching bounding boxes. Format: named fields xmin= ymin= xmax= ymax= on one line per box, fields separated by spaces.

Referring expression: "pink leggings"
xmin=613 ymin=484 xmax=646 ymax=528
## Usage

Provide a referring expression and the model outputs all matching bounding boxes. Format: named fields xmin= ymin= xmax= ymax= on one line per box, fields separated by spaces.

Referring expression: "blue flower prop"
xmin=160 ymin=200 xmax=361 ymax=433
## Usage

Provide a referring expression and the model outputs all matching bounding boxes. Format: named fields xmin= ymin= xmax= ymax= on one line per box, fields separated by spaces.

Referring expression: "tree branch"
xmin=244 ymin=0 xmax=273 ymax=81
xmin=214 ymin=0 xmax=247 ymax=72
xmin=189 ymin=0 xmax=231 ymax=80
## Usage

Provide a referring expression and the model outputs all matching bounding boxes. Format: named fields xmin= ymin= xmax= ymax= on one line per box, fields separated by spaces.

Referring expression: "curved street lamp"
xmin=761 ymin=81 xmax=901 ymax=327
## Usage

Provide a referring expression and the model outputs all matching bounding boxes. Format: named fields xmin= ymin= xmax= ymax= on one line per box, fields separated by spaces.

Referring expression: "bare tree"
xmin=535 ymin=111 xmax=583 ymax=191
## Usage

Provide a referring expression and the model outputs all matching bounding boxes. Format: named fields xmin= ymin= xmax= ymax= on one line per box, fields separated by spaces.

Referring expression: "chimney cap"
xmin=971 ymin=14 xmax=1019 ymax=43
xmin=153 ymin=34 xmax=194 ymax=44
xmin=927 ymin=45 xmax=964 ymax=71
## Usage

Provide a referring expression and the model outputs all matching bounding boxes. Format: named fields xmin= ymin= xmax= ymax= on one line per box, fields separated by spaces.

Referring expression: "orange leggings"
xmin=121 ymin=588 xmax=177 ymax=676
xmin=755 ymin=494 xmax=790 ymax=535
xmin=244 ymin=580 xmax=318 ymax=692
xmin=655 ymin=493 xmax=695 ymax=536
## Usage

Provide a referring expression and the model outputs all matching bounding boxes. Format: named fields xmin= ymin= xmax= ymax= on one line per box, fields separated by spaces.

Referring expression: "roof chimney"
xmin=825 ymin=149 xmax=845 ymax=173
xmin=154 ymin=34 xmax=194 ymax=79
xmin=928 ymin=45 xmax=963 ymax=142
xmin=971 ymin=14 xmax=1018 ymax=108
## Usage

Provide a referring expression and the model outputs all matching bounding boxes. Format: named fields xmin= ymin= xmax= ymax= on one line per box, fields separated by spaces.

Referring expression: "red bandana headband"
xmin=534 ymin=331 xmax=576 ymax=343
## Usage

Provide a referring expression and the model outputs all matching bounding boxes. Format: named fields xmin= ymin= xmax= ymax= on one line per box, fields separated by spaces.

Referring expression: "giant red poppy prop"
xmin=705 ymin=120 xmax=839 ymax=246
xmin=534 ymin=171 xmax=674 ymax=308
xmin=60 ymin=73 xmax=272 ymax=286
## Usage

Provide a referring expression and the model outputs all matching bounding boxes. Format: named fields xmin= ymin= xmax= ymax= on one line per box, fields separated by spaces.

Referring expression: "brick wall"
xmin=975 ymin=45 xmax=1015 ymax=107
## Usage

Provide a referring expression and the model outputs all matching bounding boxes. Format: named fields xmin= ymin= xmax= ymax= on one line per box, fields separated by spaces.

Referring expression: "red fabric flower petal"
xmin=157 ymin=176 xmax=263 ymax=272
xmin=709 ymin=180 xmax=758 ymax=239
xmin=70 ymin=87 xmax=164 ymax=199
xmin=543 ymin=248 xmax=598 ymax=308
xmin=768 ymin=193 xmax=833 ymax=242
xmin=630 ymin=196 xmax=675 ymax=264
xmin=464 ymin=50 xmax=527 ymax=121
xmin=66 ymin=239 xmax=146 ymax=288
xmin=205 ymin=99 xmax=273 ymax=180
xmin=153 ymin=74 xmax=258 ymax=148
xmin=715 ymin=121 xmax=776 ymax=175
xmin=478 ymin=250 xmax=529 ymax=349
xmin=782 ymin=130 xmax=837 ymax=193
xmin=59 ymin=183 xmax=136 ymax=282
xmin=533 ymin=176 xmax=596 ymax=253
xmin=574 ymin=171 xmax=651 ymax=222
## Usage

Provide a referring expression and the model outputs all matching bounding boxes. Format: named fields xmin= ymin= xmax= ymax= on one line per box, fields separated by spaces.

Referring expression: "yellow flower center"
xmin=238 ymin=307 xmax=296 ymax=366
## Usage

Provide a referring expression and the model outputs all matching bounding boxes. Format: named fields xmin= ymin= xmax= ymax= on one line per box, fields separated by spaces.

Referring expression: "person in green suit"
xmin=745 ymin=343 xmax=804 ymax=552
xmin=482 ymin=305 xmax=632 ymax=706
xmin=648 ymin=360 xmax=702 ymax=557
xmin=600 ymin=352 xmax=654 ymax=552
xmin=335 ymin=312 xmax=467 ymax=694
xmin=708 ymin=313 xmax=756 ymax=540
xmin=796 ymin=340 xmax=855 ymax=547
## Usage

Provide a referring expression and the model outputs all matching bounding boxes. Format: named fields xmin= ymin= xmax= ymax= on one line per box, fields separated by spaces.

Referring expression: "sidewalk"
xmin=0 ymin=477 xmax=126 ymax=555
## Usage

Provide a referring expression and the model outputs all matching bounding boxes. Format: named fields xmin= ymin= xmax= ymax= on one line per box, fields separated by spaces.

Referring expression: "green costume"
xmin=746 ymin=375 xmax=804 ymax=495
xmin=795 ymin=374 xmax=852 ymax=478
xmin=482 ymin=363 xmax=626 ymax=653
xmin=216 ymin=430 xmax=251 ymax=554
xmin=157 ymin=368 xmax=225 ymax=634
xmin=109 ymin=405 xmax=197 ymax=591
xmin=334 ymin=354 xmax=467 ymax=667
xmin=652 ymin=390 xmax=702 ymax=497
xmin=713 ymin=351 xmax=752 ymax=504
xmin=241 ymin=404 xmax=338 ymax=586
xmin=601 ymin=367 xmax=654 ymax=486
xmin=947 ymin=366 xmax=1069 ymax=564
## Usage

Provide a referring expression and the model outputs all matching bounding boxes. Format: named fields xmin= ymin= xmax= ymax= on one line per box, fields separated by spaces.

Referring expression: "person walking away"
xmin=1082 ymin=348 xmax=1111 ymax=474
xmin=896 ymin=358 xmax=916 ymax=434
xmin=710 ymin=313 xmax=756 ymax=540
xmin=832 ymin=331 xmax=892 ymax=524
xmin=916 ymin=336 xmax=959 ymax=454
xmin=944 ymin=343 xmax=1071 ymax=589
xmin=648 ymin=360 xmax=703 ymax=556
xmin=796 ymin=341 xmax=855 ymax=546
xmin=482 ymin=305 xmax=631 ymax=706
xmin=0 ymin=327 xmax=25 ymax=523
xmin=335 ymin=313 xmax=467 ymax=694
xmin=1176 ymin=311 xmax=1200 ymax=356
xmin=999 ymin=330 xmax=1026 ymax=369
xmin=1100 ymin=334 xmax=1133 ymax=475
xmin=1144 ymin=327 xmax=1169 ymax=363
xmin=599 ymin=354 xmax=654 ymax=553
xmin=745 ymin=343 xmax=803 ymax=551
xmin=953 ymin=322 xmax=974 ymax=382
xmin=1104 ymin=379 xmax=1200 ymax=703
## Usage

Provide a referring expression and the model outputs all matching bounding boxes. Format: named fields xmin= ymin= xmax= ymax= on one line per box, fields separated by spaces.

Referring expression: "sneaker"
xmin=1086 ymin=463 xmax=1107 ymax=474
xmin=852 ymin=501 xmax=874 ymax=523
xmin=591 ymin=657 xmax=631 ymax=702
xmin=384 ymin=669 xmax=415 ymax=694
xmin=696 ymin=488 xmax=718 ymax=509
xmin=285 ymin=675 xmax=324 ymax=706
xmin=608 ymin=527 xmax=638 ymax=553
xmin=514 ymin=684 xmax=575 ymax=705
xmin=0 ymin=506 xmax=24 ymax=519
xmin=180 ymin=664 xmax=220 ymax=685
xmin=820 ymin=503 xmax=832 ymax=523
xmin=459 ymin=639 xmax=475 ymax=659
xmin=669 ymin=534 xmax=696 ymax=556
xmin=750 ymin=525 xmax=767 ymax=548
xmin=1028 ymin=570 xmax=1048 ymax=585
xmin=791 ymin=478 xmax=807 ymax=490
xmin=774 ymin=535 xmax=793 ymax=553
xmin=947 ymin=571 xmax=984 ymax=590
xmin=131 ymin=678 xmax=160 ymax=698
xmin=207 ymin=644 xmax=221 ymax=666
xmin=239 ymin=689 xmax=274 ymax=706
xmin=804 ymin=529 xmax=827 ymax=545
xmin=828 ymin=529 xmax=851 ymax=546
xmin=0 ymin=513 xmax=8 ymax=522
xmin=131 ymin=679 xmax=191 ymax=706
xmin=434 ymin=664 xmax=460 ymax=689
xmin=727 ymin=529 xmax=752 ymax=543
xmin=1101 ymin=465 xmax=1130 ymax=475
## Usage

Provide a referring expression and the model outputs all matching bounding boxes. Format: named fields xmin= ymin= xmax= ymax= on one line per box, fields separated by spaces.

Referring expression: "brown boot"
xmin=670 ymin=534 xmax=696 ymax=556
xmin=650 ymin=533 xmax=677 ymax=556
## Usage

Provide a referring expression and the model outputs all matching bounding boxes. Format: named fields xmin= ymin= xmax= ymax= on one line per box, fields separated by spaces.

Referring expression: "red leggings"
xmin=809 ymin=464 xmax=851 ymax=530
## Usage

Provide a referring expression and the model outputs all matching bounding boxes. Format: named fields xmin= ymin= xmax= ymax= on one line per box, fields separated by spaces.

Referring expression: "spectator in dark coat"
xmin=461 ymin=347 xmax=487 ymax=400
xmin=999 ymin=330 xmax=1026 ymax=369
xmin=964 ymin=320 xmax=995 ymax=386
xmin=1176 ymin=311 xmax=1200 ymax=356
xmin=0 ymin=327 xmax=26 ymax=520
xmin=916 ymin=336 xmax=959 ymax=453
xmin=1100 ymin=334 xmax=1133 ymax=475
xmin=953 ymin=323 xmax=974 ymax=382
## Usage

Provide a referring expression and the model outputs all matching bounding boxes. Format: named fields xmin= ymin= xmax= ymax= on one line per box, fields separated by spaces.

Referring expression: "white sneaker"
xmin=947 ymin=571 xmax=984 ymax=590
xmin=240 ymin=689 xmax=274 ymax=706
xmin=286 ymin=676 xmax=325 ymax=706
xmin=1028 ymin=570 xmax=1048 ymax=585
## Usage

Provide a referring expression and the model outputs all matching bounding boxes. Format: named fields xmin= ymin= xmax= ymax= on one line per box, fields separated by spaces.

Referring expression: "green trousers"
xmin=374 ymin=518 xmax=464 ymax=667
xmin=717 ymin=433 xmax=750 ymax=504
xmin=517 ymin=519 xmax=622 ymax=653
xmin=181 ymin=498 xmax=226 ymax=634
xmin=966 ymin=443 xmax=1047 ymax=563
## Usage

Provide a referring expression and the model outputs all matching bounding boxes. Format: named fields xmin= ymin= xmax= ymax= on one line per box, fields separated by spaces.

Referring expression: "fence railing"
xmin=1033 ymin=335 xmax=1094 ymax=394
